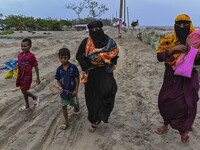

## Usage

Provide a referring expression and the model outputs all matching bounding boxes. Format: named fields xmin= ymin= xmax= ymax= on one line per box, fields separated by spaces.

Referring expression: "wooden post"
xmin=118 ymin=0 xmax=123 ymax=38
xmin=124 ymin=0 xmax=126 ymax=29
xmin=127 ymin=7 xmax=129 ymax=29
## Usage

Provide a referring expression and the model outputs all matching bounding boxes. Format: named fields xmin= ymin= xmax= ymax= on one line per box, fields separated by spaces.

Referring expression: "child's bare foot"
xmin=155 ymin=125 xmax=168 ymax=134
xmin=19 ymin=106 xmax=30 ymax=111
xmin=60 ymin=123 xmax=69 ymax=130
xmin=33 ymin=96 xmax=39 ymax=106
xmin=88 ymin=126 xmax=96 ymax=133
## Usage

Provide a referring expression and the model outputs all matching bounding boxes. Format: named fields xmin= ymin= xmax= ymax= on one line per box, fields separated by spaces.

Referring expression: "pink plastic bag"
xmin=171 ymin=52 xmax=187 ymax=70
xmin=174 ymin=47 xmax=198 ymax=78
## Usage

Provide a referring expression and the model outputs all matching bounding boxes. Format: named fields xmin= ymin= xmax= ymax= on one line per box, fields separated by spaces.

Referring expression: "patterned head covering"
xmin=157 ymin=14 xmax=195 ymax=66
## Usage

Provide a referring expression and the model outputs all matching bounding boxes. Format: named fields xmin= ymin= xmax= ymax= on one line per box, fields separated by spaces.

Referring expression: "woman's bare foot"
xmin=180 ymin=132 xmax=190 ymax=144
xmin=155 ymin=125 xmax=168 ymax=134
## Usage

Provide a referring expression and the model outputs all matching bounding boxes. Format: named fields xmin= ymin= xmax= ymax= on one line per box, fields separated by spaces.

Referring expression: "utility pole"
xmin=124 ymin=0 xmax=126 ymax=29
xmin=127 ymin=7 xmax=129 ymax=29
xmin=118 ymin=0 xmax=123 ymax=38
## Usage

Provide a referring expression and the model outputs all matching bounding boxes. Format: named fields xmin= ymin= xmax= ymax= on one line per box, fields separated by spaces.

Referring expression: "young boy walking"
xmin=17 ymin=38 xmax=40 ymax=111
xmin=55 ymin=48 xmax=80 ymax=130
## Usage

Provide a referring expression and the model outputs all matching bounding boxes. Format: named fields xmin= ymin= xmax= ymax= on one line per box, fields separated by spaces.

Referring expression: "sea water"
xmin=0 ymin=39 xmax=21 ymax=43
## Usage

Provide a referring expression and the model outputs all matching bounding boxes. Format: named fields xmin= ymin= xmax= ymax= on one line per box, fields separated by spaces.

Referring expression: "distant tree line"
xmin=0 ymin=14 xmax=73 ymax=31
xmin=0 ymin=13 xmax=115 ymax=31
xmin=0 ymin=0 xmax=110 ymax=31
xmin=0 ymin=0 xmax=138 ymax=31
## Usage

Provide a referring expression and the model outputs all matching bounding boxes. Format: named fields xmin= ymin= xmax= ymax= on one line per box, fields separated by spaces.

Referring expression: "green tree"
xmin=5 ymin=15 xmax=21 ymax=27
xmin=60 ymin=19 xmax=72 ymax=26
xmin=131 ymin=19 xmax=139 ymax=29
xmin=21 ymin=16 xmax=35 ymax=29
xmin=35 ymin=18 xmax=48 ymax=29
xmin=0 ymin=13 xmax=4 ymax=26
xmin=47 ymin=18 xmax=62 ymax=31
xmin=84 ymin=0 xmax=109 ymax=18
xmin=5 ymin=15 xmax=35 ymax=29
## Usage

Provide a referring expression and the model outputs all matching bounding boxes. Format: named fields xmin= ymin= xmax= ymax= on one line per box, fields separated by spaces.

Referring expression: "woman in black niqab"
xmin=76 ymin=20 xmax=118 ymax=132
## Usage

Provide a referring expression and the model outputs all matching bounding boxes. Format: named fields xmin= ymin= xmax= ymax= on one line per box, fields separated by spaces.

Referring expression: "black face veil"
xmin=88 ymin=21 xmax=109 ymax=47
xmin=175 ymin=21 xmax=190 ymax=45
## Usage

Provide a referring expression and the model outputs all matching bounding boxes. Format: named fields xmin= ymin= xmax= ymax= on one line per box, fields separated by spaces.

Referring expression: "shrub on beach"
xmin=133 ymin=28 xmax=173 ymax=49
xmin=0 ymin=29 xmax=14 ymax=35
xmin=43 ymin=32 xmax=51 ymax=34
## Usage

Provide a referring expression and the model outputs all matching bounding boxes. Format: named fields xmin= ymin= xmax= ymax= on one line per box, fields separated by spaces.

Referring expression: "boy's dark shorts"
xmin=61 ymin=96 xmax=79 ymax=107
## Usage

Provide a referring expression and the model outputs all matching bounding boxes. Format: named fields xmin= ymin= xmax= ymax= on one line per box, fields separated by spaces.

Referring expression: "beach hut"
xmin=73 ymin=24 xmax=87 ymax=31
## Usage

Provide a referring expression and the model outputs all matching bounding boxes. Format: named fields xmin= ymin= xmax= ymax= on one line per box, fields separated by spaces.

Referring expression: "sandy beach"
xmin=0 ymin=27 xmax=200 ymax=150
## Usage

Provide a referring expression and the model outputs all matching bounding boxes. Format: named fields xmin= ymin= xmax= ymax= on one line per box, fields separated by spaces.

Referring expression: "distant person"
xmin=86 ymin=26 xmax=89 ymax=33
xmin=76 ymin=20 xmax=119 ymax=132
xmin=156 ymin=14 xmax=200 ymax=143
xmin=55 ymin=48 xmax=80 ymax=130
xmin=17 ymin=38 xmax=40 ymax=111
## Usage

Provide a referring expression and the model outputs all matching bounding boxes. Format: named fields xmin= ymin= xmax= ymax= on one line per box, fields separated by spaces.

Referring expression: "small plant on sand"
xmin=0 ymin=29 xmax=14 ymax=35
xmin=136 ymin=32 xmax=142 ymax=41
xmin=131 ymin=19 xmax=139 ymax=29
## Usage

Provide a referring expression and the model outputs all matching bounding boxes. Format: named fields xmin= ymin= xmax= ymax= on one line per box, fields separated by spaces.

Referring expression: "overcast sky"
xmin=0 ymin=0 xmax=200 ymax=27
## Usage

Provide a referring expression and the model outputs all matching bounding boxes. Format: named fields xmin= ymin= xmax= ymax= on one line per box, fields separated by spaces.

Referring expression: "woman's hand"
xmin=168 ymin=45 xmax=189 ymax=56
xmin=91 ymin=56 xmax=105 ymax=67
xmin=172 ymin=45 xmax=189 ymax=53
xmin=91 ymin=61 xmax=105 ymax=67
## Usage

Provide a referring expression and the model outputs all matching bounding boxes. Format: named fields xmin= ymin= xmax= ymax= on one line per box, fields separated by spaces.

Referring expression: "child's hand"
xmin=72 ymin=90 xmax=78 ymax=96
xmin=82 ymin=73 xmax=87 ymax=78
xmin=59 ymin=87 xmax=63 ymax=94
xmin=36 ymin=78 xmax=40 ymax=85
xmin=80 ymin=73 xmax=88 ymax=83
